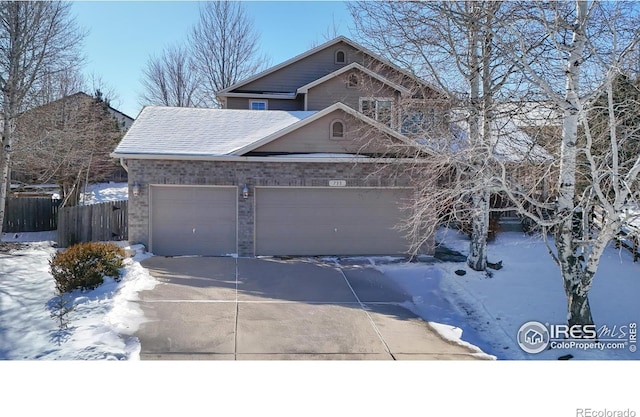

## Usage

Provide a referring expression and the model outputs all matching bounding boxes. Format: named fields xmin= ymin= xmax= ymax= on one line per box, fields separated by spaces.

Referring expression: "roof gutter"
xmin=110 ymin=153 xmax=427 ymax=164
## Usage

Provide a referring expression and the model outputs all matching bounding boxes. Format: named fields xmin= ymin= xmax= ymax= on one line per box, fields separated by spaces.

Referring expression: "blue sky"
xmin=72 ymin=1 xmax=353 ymax=117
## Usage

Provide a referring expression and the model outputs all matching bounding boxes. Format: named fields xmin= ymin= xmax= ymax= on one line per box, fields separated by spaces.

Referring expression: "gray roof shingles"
xmin=112 ymin=106 xmax=316 ymax=157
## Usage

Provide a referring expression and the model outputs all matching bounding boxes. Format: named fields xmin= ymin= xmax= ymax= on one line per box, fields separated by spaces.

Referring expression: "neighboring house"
xmin=107 ymin=104 xmax=135 ymax=132
xmin=113 ymin=36 xmax=446 ymax=257
xmin=12 ymin=91 xmax=133 ymax=198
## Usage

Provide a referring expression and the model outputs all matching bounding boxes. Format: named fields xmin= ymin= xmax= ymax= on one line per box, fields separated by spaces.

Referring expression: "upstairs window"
xmin=330 ymin=119 xmax=345 ymax=140
xmin=360 ymin=98 xmax=394 ymax=127
xmin=250 ymin=100 xmax=268 ymax=110
xmin=335 ymin=50 xmax=346 ymax=64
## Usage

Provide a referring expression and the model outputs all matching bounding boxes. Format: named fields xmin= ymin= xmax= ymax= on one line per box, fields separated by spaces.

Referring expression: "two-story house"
xmin=113 ymin=36 xmax=446 ymax=257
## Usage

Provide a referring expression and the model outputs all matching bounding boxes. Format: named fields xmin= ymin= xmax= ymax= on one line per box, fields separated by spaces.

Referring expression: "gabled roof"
xmin=447 ymin=116 xmax=553 ymax=164
xmin=111 ymin=103 xmax=418 ymax=160
xmin=17 ymin=91 xmax=134 ymax=122
xmin=217 ymin=36 xmax=439 ymax=98
xmin=296 ymin=62 xmax=411 ymax=95
xmin=234 ymin=102 xmax=415 ymax=155
xmin=112 ymin=106 xmax=315 ymax=157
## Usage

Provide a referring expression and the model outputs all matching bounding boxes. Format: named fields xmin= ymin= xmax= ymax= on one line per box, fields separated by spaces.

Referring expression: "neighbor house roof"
xmin=447 ymin=116 xmax=554 ymax=164
xmin=111 ymin=106 xmax=315 ymax=157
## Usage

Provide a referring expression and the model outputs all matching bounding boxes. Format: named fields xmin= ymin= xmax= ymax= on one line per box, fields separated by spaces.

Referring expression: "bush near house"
xmin=49 ymin=242 xmax=124 ymax=293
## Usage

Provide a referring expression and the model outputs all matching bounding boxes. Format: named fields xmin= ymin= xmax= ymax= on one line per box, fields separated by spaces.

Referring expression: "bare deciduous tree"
xmin=190 ymin=0 xmax=268 ymax=106
xmin=495 ymin=0 xmax=640 ymax=328
xmin=13 ymin=92 xmax=123 ymax=206
xmin=0 ymin=0 xmax=85 ymax=229
xmin=140 ymin=0 xmax=268 ymax=109
xmin=351 ymin=0 xmax=640 ymax=328
xmin=28 ymin=69 xmax=85 ymax=108
xmin=139 ymin=44 xmax=200 ymax=108
xmin=349 ymin=1 xmax=526 ymax=271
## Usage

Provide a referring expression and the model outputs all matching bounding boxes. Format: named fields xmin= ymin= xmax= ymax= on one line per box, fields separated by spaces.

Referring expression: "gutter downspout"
xmin=119 ymin=158 xmax=129 ymax=173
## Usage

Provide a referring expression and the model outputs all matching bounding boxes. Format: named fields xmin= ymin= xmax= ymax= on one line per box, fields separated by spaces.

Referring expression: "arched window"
xmin=335 ymin=50 xmax=346 ymax=64
xmin=330 ymin=119 xmax=345 ymax=139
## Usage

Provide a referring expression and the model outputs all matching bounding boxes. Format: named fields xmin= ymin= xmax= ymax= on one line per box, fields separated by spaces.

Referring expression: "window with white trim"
xmin=250 ymin=100 xmax=268 ymax=110
xmin=335 ymin=50 xmax=346 ymax=64
xmin=359 ymin=97 xmax=394 ymax=127
xmin=330 ymin=119 xmax=346 ymax=140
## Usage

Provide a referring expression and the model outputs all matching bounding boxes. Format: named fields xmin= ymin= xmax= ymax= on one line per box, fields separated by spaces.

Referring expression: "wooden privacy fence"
xmin=57 ymin=200 xmax=128 ymax=247
xmin=593 ymin=206 xmax=639 ymax=262
xmin=3 ymin=198 xmax=61 ymax=232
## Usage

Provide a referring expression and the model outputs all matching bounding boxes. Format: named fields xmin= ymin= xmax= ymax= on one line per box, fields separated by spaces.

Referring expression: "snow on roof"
xmin=489 ymin=116 xmax=554 ymax=163
xmin=112 ymin=106 xmax=316 ymax=157
xmin=445 ymin=109 xmax=554 ymax=163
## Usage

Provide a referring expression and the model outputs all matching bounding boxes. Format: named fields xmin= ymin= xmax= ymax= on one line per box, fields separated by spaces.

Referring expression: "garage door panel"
xmin=151 ymin=186 xmax=237 ymax=256
xmin=256 ymin=188 xmax=411 ymax=256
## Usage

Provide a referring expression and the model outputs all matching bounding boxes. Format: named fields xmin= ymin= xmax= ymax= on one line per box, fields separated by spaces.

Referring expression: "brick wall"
xmin=127 ymin=158 xmax=425 ymax=256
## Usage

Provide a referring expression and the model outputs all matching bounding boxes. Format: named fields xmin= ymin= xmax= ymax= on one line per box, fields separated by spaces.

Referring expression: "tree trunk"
xmin=0 ymin=111 xmax=15 ymax=233
xmin=567 ymin=290 xmax=594 ymax=329
xmin=468 ymin=188 xmax=489 ymax=271
xmin=0 ymin=155 xmax=9 ymax=233
xmin=554 ymin=0 xmax=592 ymax=327
xmin=465 ymin=2 xmax=489 ymax=272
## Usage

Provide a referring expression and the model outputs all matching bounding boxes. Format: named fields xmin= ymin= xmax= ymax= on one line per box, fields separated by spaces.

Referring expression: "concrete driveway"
xmin=135 ymin=256 xmax=483 ymax=360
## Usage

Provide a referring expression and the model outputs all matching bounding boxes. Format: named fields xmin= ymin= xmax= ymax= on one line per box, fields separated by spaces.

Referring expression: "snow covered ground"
xmin=44 ymin=181 xmax=128 ymax=203
xmin=0 ymin=237 xmax=157 ymax=360
xmin=375 ymin=228 xmax=640 ymax=360
xmin=79 ymin=181 xmax=128 ymax=204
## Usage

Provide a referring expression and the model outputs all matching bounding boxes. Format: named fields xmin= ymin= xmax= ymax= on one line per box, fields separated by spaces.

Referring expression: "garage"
xmin=150 ymin=185 xmax=237 ymax=256
xmin=255 ymin=187 xmax=412 ymax=256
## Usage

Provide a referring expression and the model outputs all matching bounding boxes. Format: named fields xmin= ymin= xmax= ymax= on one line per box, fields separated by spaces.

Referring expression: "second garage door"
xmin=255 ymin=187 xmax=412 ymax=256
xmin=150 ymin=186 xmax=237 ymax=256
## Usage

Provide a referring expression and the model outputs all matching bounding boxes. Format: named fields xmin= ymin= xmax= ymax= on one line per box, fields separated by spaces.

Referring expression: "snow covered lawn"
xmin=80 ymin=182 xmax=128 ymax=204
xmin=376 ymin=228 xmax=640 ymax=360
xmin=0 ymin=238 xmax=156 ymax=360
xmin=46 ymin=181 xmax=128 ymax=203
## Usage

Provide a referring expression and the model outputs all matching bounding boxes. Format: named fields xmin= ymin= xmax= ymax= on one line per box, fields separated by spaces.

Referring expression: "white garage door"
xmin=255 ymin=187 xmax=411 ymax=256
xmin=150 ymin=186 xmax=237 ymax=256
